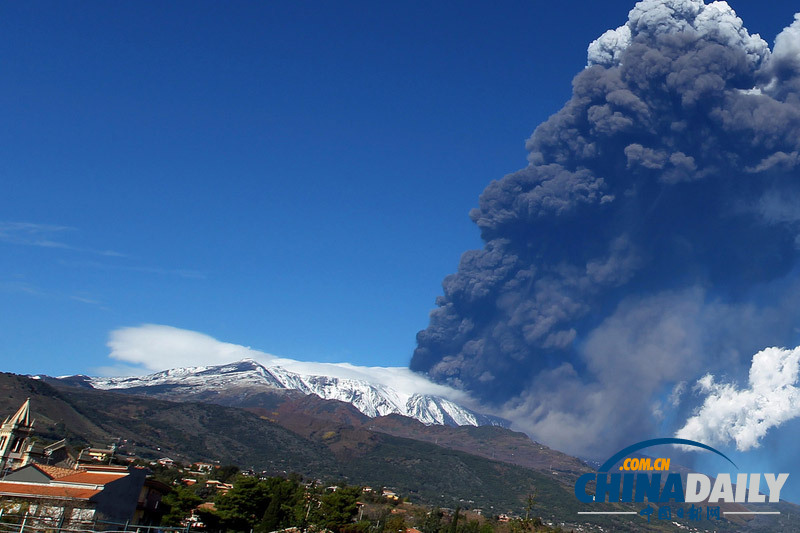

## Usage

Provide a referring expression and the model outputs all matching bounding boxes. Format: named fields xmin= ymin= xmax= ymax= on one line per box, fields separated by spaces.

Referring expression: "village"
xmin=0 ymin=400 xmax=559 ymax=533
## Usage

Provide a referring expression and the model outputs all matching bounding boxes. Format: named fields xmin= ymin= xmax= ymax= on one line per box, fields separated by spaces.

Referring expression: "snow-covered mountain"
xmin=66 ymin=359 xmax=506 ymax=428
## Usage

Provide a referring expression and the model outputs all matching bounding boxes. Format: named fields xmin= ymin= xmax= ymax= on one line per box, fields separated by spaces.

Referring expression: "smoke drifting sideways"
xmin=411 ymin=0 xmax=800 ymax=459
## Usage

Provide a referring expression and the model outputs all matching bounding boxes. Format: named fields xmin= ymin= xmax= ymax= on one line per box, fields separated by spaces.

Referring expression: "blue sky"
xmin=3 ymin=0 xmax=799 ymax=377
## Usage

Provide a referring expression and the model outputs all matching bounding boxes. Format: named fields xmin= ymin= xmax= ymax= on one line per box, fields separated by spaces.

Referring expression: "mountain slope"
xmin=0 ymin=373 xmax=579 ymax=517
xmin=51 ymin=359 xmax=505 ymax=427
xmin=7 ymin=372 xmax=800 ymax=531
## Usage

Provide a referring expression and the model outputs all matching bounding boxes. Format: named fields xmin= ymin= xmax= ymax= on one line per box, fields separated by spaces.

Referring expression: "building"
xmin=204 ymin=479 xmax=233 ymax=495
xmin=133 ymin=477 xmax=171 ymax=526
xmin=25 ymin=439 xmax=72 ymax=467
xmin=0 ymin=400 xmax=170 ymax=529
xmin=77 ymin=447 xmax=116 ymax=466
xmin=0 ymin=463 xmax=150 ymax=527
xmin=192 ymin=462 xmax=214 ymax=474
xmin=0 ymin=399 xmax=36 ymax=473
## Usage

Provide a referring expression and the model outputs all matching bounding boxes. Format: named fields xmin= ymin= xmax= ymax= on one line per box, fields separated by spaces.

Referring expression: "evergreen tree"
xmin=311 ymin=485 xmax=362 ymax=531
xmin=216 ymin=476 xmax=270 ymax=532
xmin=383 ymin=512 xmax=406 ymax=533
xmin=257 ymin=478 xmax=304 ymax=533
xmin=420 ymin=508 xmax=443 ymax=533
xmin=449 ymin=507 xmax=460 ymax=533
xmin=212 ymin=464 xmax=241 ymax=483
xmin=161 ymin=485 xmax=202 ymax=527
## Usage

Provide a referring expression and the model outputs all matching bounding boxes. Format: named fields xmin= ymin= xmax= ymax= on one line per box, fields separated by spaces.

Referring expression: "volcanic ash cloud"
xmin=411 ymin=0 xmax=800 ymax=456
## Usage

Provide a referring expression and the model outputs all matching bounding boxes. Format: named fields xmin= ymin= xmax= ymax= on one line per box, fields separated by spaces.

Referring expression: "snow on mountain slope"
xmin=90 ymin=360 xmax=285 ymax=390
xmin=83 ymin=359 xmax=505 ymax=428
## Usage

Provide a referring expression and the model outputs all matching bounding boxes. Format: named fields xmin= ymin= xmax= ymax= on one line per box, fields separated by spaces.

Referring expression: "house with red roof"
xmin=0 ymin=400 xmax=170 ymax=529
xmin=0 ymin=462 xmax=152 ymax=526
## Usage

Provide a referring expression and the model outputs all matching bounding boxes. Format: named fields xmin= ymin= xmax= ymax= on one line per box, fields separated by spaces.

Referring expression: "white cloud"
xmin=755 ymin=188 xmax=800 ymax=224
xmin=587 ymin=25 xmax=631 ymax=67
xmin=108 ymin=325 xmax=271 ymax=370
xmin=0 ymin=279 xmax=103 ymax=308
xmin=587 ymin=0 xmax=769 ymax=69
xmin=0 ymin=222 xmax=201 ymax=279
xmin=0 ymin=221 xmax=123 ymax=257
xmin=676 ymin=345 xmax=800 ymax=450
xmin=105 ymin=324 xmax=472 ymax=403
xmin=771 ymin=13 xmax=800 ymax=71
xmin=60 ymin=259 xmax=206 ymax=279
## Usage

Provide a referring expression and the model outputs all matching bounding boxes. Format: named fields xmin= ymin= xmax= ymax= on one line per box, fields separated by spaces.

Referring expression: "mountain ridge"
xmin=44 ymin=359 xmax=507 ymax=428
xmin=9 ymin=371 xmax=800 ymax=531
xmin=0 ymin=372 xmax=585 ymax=521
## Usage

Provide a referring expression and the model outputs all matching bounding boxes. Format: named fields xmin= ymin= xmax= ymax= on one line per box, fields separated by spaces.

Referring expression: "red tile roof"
xmin=58 ymin=472 xmax=128 ymax=485
xmin=0 ymin=481 xmax=101 ymax=500
xmin=33 ymin=464 xmax=78 ymax=480
xmin=18 ymin=464 xmax=129 ymax=486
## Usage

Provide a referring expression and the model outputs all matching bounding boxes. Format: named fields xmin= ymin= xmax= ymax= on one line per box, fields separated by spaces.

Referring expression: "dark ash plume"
xmin=411 ymin=0 xmax=800 ymax=456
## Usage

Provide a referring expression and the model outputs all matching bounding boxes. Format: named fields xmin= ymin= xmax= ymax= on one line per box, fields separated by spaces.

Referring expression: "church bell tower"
xmin=0 ymin=398 xmax=35 ymax=472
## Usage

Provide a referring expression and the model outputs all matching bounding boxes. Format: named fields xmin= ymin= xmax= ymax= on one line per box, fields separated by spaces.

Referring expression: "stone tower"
xmin=0 ymin=398 xmax=35 ymax=472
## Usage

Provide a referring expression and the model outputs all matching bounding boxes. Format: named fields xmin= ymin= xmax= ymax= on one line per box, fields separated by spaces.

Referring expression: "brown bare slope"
xmin=21 ymin=373 xmax=800 ymax=531
xmin=0 ymin=373 xmax=580 ymax=517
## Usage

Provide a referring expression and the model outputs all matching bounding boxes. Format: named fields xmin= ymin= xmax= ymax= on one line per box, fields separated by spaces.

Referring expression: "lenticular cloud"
xmin=411 ymin=0 xmax=800 ymax=456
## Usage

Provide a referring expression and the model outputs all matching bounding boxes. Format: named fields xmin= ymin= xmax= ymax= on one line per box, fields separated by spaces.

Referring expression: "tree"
xmin=311 ymin=485 xmax=362 ymax=531
xmin=161 ymin=485 xmax=202 ymax=527
xmin=507 ymin=490 xmax=543 ymax=533
xmin=523 ymin=491 xmax=536 ymax=522
xmin=457 ymin=520 xmax=480 ymax=533
xmin=383 ymin=513 xmax=406 ymax=533
xmin=449 ymin=507 xmax=461 ymax=533
xmin=420 ymin=508 xmax=443 ymax=533
xmin=216 ymin=476 xmax=270 ymax=532
xmin=211 ymin=464 xmax=240 ymax=483
xmin=256 ymin=478 xmax=304 ymax=533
